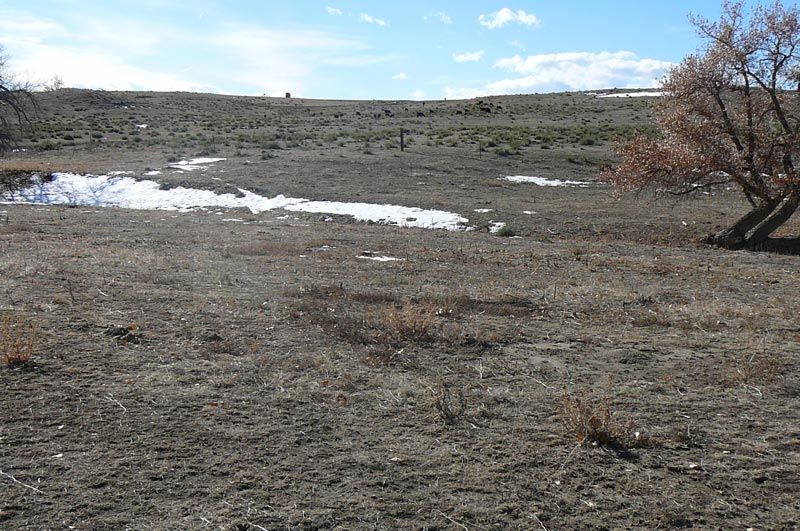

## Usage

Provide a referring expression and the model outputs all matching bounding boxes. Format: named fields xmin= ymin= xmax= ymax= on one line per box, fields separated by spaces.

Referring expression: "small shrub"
xmin=1 ymin=313 xmax=36 ymax=368
xmin=560 ymin=387 xmax=643 ymax=449
xmin=494 ymin=225 xmax=516 ymax=237
xmin=429 ymin=382 xmax=467 ymax=424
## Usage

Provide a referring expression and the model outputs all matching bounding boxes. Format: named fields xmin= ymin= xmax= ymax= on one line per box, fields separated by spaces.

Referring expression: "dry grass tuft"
xmin=560 ymin=387 xmax=643 ymax=449
xmin=1 ymin=313 xmax=36 ymax=368
xmin=228 ymin=240 xmax=303 ymax=257
xmin=429 ymin=382 xmax=467 ymax=424
xmin=375 ymin=300 xmax=438 ymax=344
xmin=721 ymin=352 xmax=786 ymax=388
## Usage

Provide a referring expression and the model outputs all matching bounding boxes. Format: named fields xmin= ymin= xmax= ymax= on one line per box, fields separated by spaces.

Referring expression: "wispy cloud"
xmin=0 ymin=8 xmax=371 ymax=96
xmin=425 ymin=12 xmax=452 ymax=24
xmin=207 ymin=27 xmax=368 ymax=94
xmin=359 ymin=13 xmax=386 ymax=27
xmin=410 ymin=90 xmax=425 ymax=100
xmin=509 ymin=40 xmax=526 ymax=51
xmin=453 ymin=50 xmax=484 ymax=63
xmin=325 ymin=53 xmax=401 ymax=67
xmin=392 ymin=72 xmax=407 ymax=80
xmin=479 ymin=8 xmax=540 ymax=30
xmin=326 ymin=6 xmax=343 ymax=16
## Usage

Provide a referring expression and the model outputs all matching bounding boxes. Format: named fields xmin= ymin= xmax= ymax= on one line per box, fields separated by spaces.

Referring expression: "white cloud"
xmin=14 ymin=45 xmax=212 ymax=92
xmin=479 ymin=8 xmax=540 ymax=30
xmin=359 ymin=13 xmax=386 ymax=27
xmin=425 ymin=12 xmax=452 ymax=24
xmin=326 ymin=6 xmax=343 ymax=16
xmin=509 ymin=40 xmax=526 ymax=51
xmin=491 ymin=51 xmax=672 ymax=91
xmin=444 ymin=87 xmax=488 ymax=100
xmin=392 ymin=72 xmax=408 ymax=80
xmin=453 ymin=50 xmax=485 ymax=63
xmin=410 ymin=90 xmax=426 ymax=100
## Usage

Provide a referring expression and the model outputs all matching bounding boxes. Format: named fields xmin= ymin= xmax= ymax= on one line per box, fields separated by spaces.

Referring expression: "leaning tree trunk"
xmin=744 ymin=190 xmax=800 ymax=248
xmin=704 ymin=199 xmax=778 ymax=250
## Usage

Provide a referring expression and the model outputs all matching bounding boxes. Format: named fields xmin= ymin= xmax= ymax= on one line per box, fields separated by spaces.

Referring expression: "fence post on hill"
xmin=400 ymin=128 xmax=405 ymax=152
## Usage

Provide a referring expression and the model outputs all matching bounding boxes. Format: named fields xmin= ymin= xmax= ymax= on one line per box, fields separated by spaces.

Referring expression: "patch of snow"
xmin=285 ymin=199 xmax=469 ymax=230
xmin=3 ymin=173 xmax=471 ymax=231
xmin=597 ymin=91 xmax=663 ymax=98
xmin=222 ymin=218 xmax=243 ymax=222
xmin=169 ymin=158 xmax=226 ymax=172
xmin=489 ymin=221 xmax=506 ymax=233
xmin=108 ymin=171 xmax=134 ymax=176
xmin=136 ymin=124 xmax=148 ymax=129
xmin=144 ymin=170 xmax=161 ymax=176
xmin=474 ymin=208 xmax=493 ymax=213
xmin=502 ymin=176 xmax=588 ymax=187
xmin=522 ymin=210 xmax=536 ymax=215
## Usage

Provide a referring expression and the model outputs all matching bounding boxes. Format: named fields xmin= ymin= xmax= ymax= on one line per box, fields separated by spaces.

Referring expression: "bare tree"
xmin=601 ymin=1 xmax=800 ymax=251
xmin=0 ymin=45 xmax=35 ymax=154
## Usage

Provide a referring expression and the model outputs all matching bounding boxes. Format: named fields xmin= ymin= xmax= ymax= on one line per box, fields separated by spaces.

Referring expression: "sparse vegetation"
xmin=0 ymin=66 xmax=797 ymax=530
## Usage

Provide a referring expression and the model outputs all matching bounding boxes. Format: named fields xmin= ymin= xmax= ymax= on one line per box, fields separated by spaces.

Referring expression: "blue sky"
xmin=0 ymin=1 xmax=732 ymax=100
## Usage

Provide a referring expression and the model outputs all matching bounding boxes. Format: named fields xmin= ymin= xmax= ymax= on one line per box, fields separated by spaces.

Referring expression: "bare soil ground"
xmin=1 ymin=89 xmax=798 ymax=530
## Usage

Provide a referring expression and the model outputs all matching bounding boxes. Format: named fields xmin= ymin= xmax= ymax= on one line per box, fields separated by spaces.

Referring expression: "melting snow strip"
xmin=169 ymin=157 xmax=227 ymax=171
xmin=3 ymin=173 xmax=472 ymax=231
xmin=502 ymin=176 xmax=588 ymax=187
xmin=358 ymin=255 xmax=402 ymax=262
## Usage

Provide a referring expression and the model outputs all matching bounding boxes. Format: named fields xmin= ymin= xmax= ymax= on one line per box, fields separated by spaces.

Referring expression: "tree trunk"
xmin=744 ymin=191 xmax=800 ymax=247
xmin=704 ymin=200 xmax=778 ymax=249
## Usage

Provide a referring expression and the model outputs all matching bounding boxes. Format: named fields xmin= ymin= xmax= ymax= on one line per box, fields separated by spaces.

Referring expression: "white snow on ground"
xmin=597 ymin=91 xmax=663 ymax=98
xmin=474 ymin=208 xmax=493 ymax=213
xmin=489 ymin=221 xmax=506 ymax=233
xmin=169 ymin=158 xmax=227 ymax=171
xmin=358 ymin=255 xmax=402 ymax=262
xmin=3 ymin=173 xmax=471 ymax=231
xmin=144 ymin=170 xmax=161 ymax=176
xmin=502 ymin=176 xmax=588 ymax=187
xmin=136 ymin=124 xmax=148 ymax=129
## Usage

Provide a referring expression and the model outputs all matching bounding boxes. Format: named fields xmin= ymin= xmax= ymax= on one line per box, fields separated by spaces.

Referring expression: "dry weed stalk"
xmin=429 ymin=382 xmax=467 ymax=424
xmin=1 ymin=313 xmax=36 ymax=367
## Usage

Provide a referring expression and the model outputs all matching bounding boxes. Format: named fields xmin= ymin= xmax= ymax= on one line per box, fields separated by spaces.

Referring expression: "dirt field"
xmin=1 ymin=89 xmax=799 ymax=530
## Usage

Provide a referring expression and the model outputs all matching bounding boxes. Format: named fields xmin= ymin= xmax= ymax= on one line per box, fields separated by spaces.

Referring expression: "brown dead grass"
xmin=1 ymin=313 xmax=36 ymax=368
xmin=721 ymin=352 xmax=787 ymax=387
xmin=560 ymin=386 xmax=644 ymax=450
